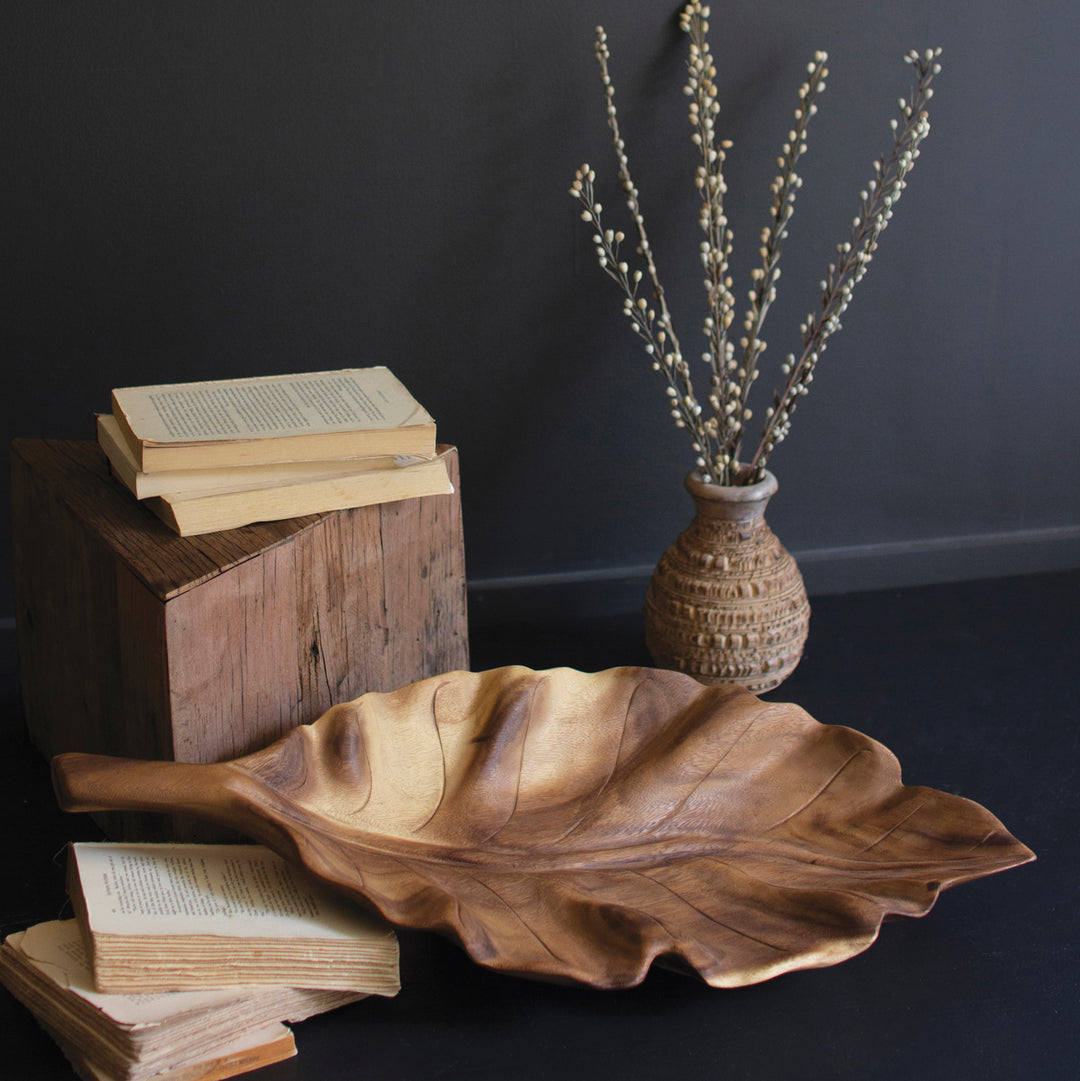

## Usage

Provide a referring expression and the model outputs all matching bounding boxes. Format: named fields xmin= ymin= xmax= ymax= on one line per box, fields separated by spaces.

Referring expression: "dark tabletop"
xmin=3 ymin=569 xmax=1077 ymax=1081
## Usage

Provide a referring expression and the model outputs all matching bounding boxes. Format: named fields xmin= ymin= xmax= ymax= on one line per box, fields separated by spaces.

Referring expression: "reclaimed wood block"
xmin=10 ymin=439 xmax=468 ymax=840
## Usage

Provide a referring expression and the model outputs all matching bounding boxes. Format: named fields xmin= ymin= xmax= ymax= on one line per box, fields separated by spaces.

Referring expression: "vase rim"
xmin=685 ymin=467 xmax=778 ymax=503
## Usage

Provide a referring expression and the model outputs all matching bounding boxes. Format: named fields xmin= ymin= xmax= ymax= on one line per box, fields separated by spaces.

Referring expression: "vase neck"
xmin=684 ymin=468 xmax=777 ymax=522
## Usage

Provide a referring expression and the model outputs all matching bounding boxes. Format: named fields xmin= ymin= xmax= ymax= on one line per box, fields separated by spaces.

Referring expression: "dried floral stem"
xmin=748 ymin=48 xmax=941 ymax=478
xmin=572 ymin=25 xmax=716 ymax=457
xmin=571 ymin=166 xmax=707 ymax=442
xmin=680 ymin=6 xmax=732 ymax=476
xmin=594 ymin=31 xmax=682 ymax=365
xmin=571 ymin=2 xmax=940 ymax=486
xmin=730 ymin=52 xmax=829 ymax=477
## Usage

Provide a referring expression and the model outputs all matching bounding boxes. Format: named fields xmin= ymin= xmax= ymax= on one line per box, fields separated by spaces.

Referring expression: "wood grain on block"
xmin=12 ymin=439 xmax=467 ymax=840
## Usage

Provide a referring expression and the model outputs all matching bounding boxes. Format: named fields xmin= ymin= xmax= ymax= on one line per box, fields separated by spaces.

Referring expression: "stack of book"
xmin=96 ymin=367 xmax=453 ymax=536
xmin=1 ymin=842 xmax=401 ymax=1080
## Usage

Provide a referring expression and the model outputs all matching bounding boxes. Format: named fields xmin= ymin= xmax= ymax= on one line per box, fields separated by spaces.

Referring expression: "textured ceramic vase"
xmin=644 ymin=468 xmax=810 ymax=693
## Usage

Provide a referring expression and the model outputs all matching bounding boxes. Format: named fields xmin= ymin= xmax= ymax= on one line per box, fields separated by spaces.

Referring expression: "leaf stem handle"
xmin=52 ymin=753 xmax=238 ymax=825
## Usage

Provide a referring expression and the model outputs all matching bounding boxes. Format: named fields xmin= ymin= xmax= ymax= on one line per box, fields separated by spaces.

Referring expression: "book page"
xmin=113 ymin=368 xmax=432 ymax=444
xmin=72 ymin=843 xmax=394 ymax=942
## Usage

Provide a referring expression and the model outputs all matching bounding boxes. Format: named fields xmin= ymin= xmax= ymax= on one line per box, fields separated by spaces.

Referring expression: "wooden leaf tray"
xmin=52 ymin=666 xmax=1034 ymax=989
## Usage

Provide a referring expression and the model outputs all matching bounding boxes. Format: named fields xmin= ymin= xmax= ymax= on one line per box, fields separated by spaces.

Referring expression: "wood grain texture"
xmin=52 ymin=666 xmax=1034 ymax=989
xmin=12 ymin=439 xmax=468 ymax=840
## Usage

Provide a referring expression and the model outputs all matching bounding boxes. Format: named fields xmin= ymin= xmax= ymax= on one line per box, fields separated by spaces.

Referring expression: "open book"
xmin=111 ymin=368 xmax=437 ymax=472
xmin=67 ymin=842 xmax=401 ymax=994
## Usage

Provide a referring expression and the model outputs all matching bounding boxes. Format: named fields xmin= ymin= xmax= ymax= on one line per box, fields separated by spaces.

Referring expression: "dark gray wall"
xmin=4 ymin=1 xmax=1078 ymax=624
